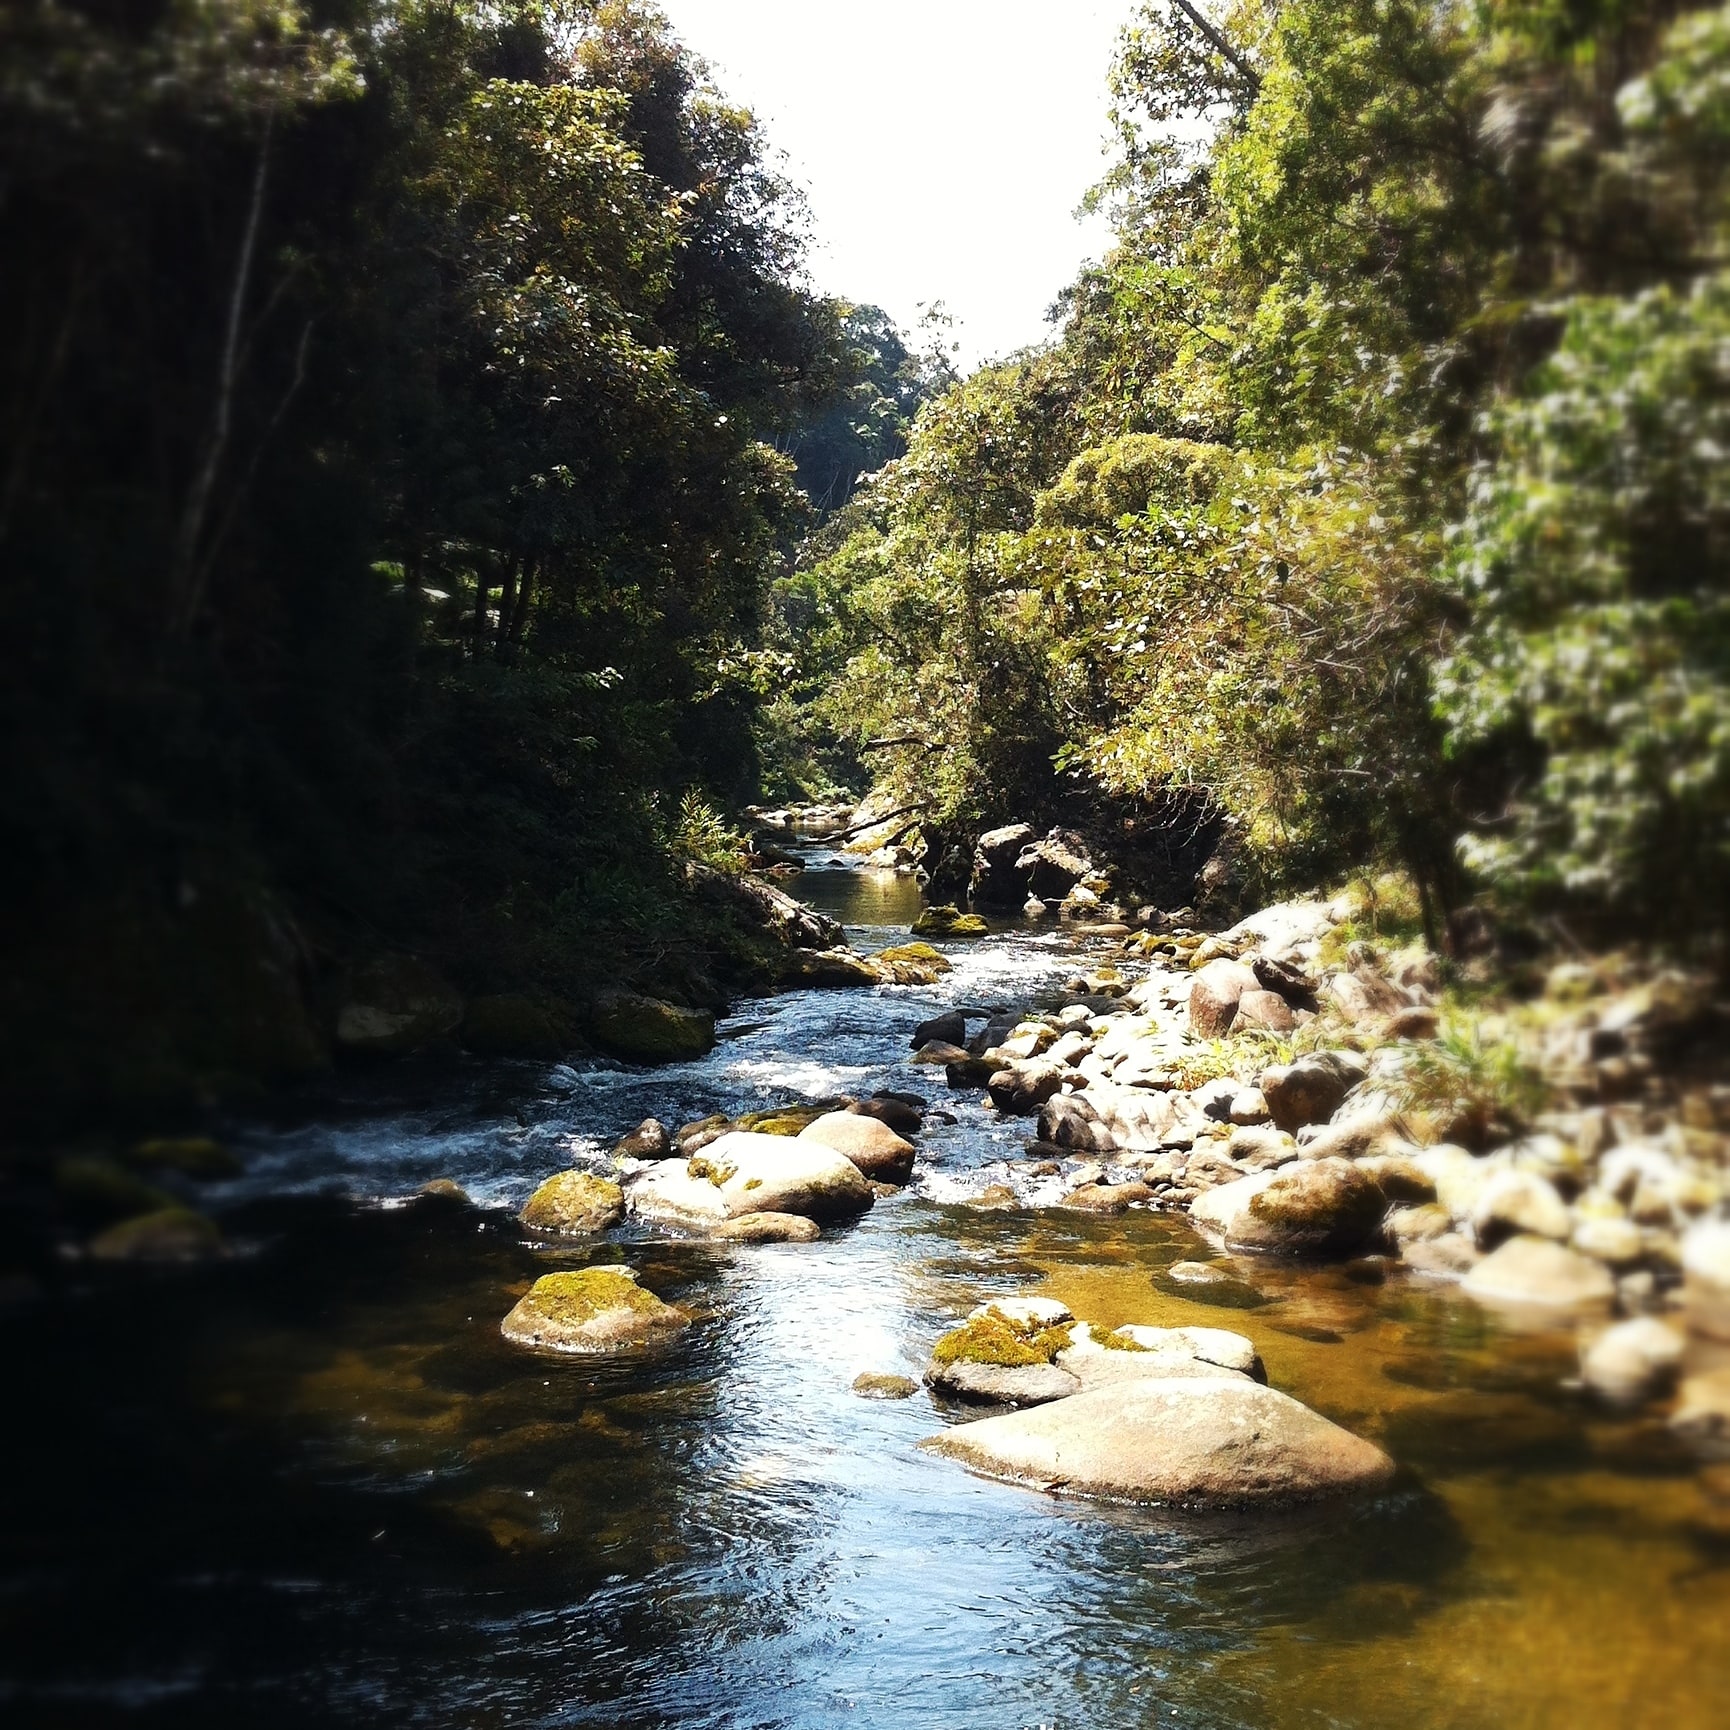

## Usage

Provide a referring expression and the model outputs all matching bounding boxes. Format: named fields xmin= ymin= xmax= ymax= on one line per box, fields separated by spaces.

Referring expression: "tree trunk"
xmin=494 ymin=553 xmax=520 ymax=658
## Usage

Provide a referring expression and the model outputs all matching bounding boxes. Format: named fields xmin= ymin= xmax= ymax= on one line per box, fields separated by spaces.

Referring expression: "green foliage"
xmin=1391 ymin=1017 xmax=1551 ymax=1145
xmin=669 ymin=791 xmax=748 ymax=875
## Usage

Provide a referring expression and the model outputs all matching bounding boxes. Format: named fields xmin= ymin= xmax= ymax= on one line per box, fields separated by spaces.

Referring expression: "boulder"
xmin=797 ymin=1111 xmax=915 ymax=1183
xmin=927 ymin=1361 xmax=1082 ymax=1405
xmin=850 ymin=1093 xmax=925 ymax=1136
xmin=1037 ymin=1093 xmax=1118 ymax=1154
xmin=1298 ymin=1110 xmax=1410 ymax=1162
xmin=923 ymin=1308 xmax=1079 ymax=1407
xmin=1570 ymin=1215 xmax=1646 ymax=1266
xmin=1235 ymin=990 xmax=1298 ymax=1034
xmin=461 ymin=993 xmax=573 ymax=1060
xmin=1252 ymin=954 xmax=1319 ymax=1009
xmin=868 ymin=941 xmax=954 ymax=985
xmin=335 ymin=955 xmax=463 ymax=1057
xmin=970 ymin=823 xmax=1037 ymax=905
xmin=1470 ymin=1170 xmax=1572 ymax=1249
xmin=673 ymin=1114 xmax=732 ymax=1156
xmin=1015 ymin=830 xmax=1094 ymax=901
xmin=1383 ymin=1005 xmax=1440 ymax=1041
xmin=519 ymin=1170 xmax=625 ymax=1235
xmin=920 ymin=1376 xmax=1395 ymax=1506
xmin=780 ymin=948 xmax=883 ymax=988
xmin=1228 ymin=1089 xmax=1271 ymax=1126
xmin=1227 ymin=1125 xmax=1300 ymax=1171
xmin=1414 ymin=1144 xmax=1493 ymax=1220
xmin=1386 ymin=1203 xmax=1454 ymax=1246
xmin=1682 ymin=1219 xmax=1730 ymax=1343
xmin=1355 ymin=1153 xmax=1436 ymax=1205
xmin=1670 ymin=1369 xmax=1730 ymax=1459
xmin=628 ymin=1132 xmax=874 ymax=1228
xmin=589 ymin=993 xmax=715 ymax=1063
xmin=987 ymin=1061 xmax=1066 ymax=1115
xmin=911 ymin=904 xmax=989 ymax=938
xmin=1460 ymin=1236 xmax=1616 ymax=1312
xmin=712 ymin=1212 xmax=822 ymax=1243
xmin=1060 ymin=1180 xmax=1153 ymax=1213
xmin=500 ymin=1268 xmax=686 ymax=1353
xmin=911 ymin=1010 xmax=968 ymax=1050
xmin=1193 ymin=1159 xmax=1387 ymax=1258
xmin=1260 ymin=1051 xmax=1368 ymax=1133
xmin=88 ymin=1206 xmax=222 ymax=1262
xmin=1188 ymin=959 xmax=1261 ymax=1038
xmin=1580 ymin=1318 xmax=1684 ymax=1408
xmin=612 ymin=1118 xmax=671 ymax=1160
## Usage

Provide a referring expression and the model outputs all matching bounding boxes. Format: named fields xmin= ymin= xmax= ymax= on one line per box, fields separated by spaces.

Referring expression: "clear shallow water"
xmin=3 ymin=859 xmax=1728 ymax=1728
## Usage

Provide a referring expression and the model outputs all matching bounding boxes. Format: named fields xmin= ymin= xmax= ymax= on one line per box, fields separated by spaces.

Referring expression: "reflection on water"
xmin=2 ymin=861 xmax=1727 ymax=1727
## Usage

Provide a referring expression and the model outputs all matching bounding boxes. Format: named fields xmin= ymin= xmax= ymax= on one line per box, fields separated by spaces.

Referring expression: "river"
xmin=3 ymin=849 xmax=1727 ymax=1728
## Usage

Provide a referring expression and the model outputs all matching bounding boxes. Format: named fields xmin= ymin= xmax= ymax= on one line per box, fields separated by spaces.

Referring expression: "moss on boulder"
xmin=589 ymin=993 xmax=715 ymax=1063
xmin=88 ymin=1206 xmax=222 ymax=1262
xmin=911 ymin=905 xmax=989 ymax=938
xmin=519 ymin=1170 xmax=624 ymax=1235
xmin=930 ymin=1311 xmax=1070 ymax=1369
xmin=462 ymin=994 xmax=578 ymax=1060
xmin=123 ymin=1136 xmax=241 ymax=1181
xmin=499 ymin=1268 xmax=686 ymax=1353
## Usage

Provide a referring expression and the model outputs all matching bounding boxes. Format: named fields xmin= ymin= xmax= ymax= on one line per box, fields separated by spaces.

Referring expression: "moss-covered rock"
xmin=712 ymin=1211 xmax=822 ymax=1243
xmin=588 ymin=993 xmax=715 ymax=1063
xmin=911 ymin=905 xmax=989 ymax=938
xmin=461 ymin=993 xmax=578 ymax=1060
xmin=519 ymin=1170 xmax=624 ymax=1235
xmin=853 ymin=1372 xmax=919 ymax=1399
xmin=777 ymin=948 xmax=882 ymax=988
xmin=499 ymin=1268 xmax=686 ymax=1353
xmin=55 ymin=1156 xmax=176 ymax=1221
xmin=88 ymin=1206 xmax=222 ymax=1262
xmin=930 ymin=1311 xmax=1071 ymax=1369
xmin=123 ymin=1136 xmax=241 ymax=1181
xmin=736 ymin=1104 xmax=836 ymax=1137
xmin=868 ymin=942 xmax=954 ymax=985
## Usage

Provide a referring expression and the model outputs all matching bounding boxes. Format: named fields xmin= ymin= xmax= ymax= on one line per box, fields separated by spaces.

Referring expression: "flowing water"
xmin=3 ymin=853 xmax=1728 ymax=1728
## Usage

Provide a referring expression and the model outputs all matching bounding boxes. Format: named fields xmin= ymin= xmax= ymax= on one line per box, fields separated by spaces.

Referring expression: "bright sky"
xmin=660 ymin=1 xmax=1134 ymax=370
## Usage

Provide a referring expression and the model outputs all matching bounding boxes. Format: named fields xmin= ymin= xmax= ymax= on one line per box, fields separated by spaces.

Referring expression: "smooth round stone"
xmin=1580 ymin=1317 xmax=1684 ymax=1408
xmin=712 ymin=1212 xmax=822 ymax=1243
xmin=852 ymin=1372 xmax=919 ymax=1400
xmin=920 ymin=1376 xmax=1395 ymax=1506
xmin=1460 ymin=1235 xmax=1615 ymax=1312
xmin=500 ymin=1269 xmax=686 ymax=1354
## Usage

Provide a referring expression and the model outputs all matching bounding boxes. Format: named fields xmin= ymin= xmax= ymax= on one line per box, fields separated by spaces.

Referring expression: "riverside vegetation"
xmin=3 ymin=1 xmax=1730 ymax=1724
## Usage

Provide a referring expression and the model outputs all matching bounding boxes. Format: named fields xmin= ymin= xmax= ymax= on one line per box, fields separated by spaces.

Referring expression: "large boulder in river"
xmin=627 ymin=1132 xmax=874 ymax=1229
xmin=797 ymin=1111 xmax=915 ymax=1183
xmin=589 ymin=993 xmax=715 ymax=1063
xmin=1192 ymin=1159 xmax=1387 ymax=1257
xmin=987 ymin=1061 xmax=1066 ymax=1115
xmin=868 ymin=942 xmax=954 ymax=985
xmin=1259 ymin=1050 xmax=1368 ymax=1132
xmin=920 ymin=1376 xmax=1395 ymax=1506
xmin=1189 ymin=960 xmax=1260 ymax=1037
xmin=335 ymin=956 xmax=463 ymax=1056
xmin=970 ymin=823 xmax=1037 ymax=906
xmin=923 ymin=1308 xmax=1080 ymax=1407
xmin=461 ymin=993 xmax=576 ymax=1060
xmin=912 ymin=904 xmax=989 ymax=938
xmin=500 ymin=1268 xmax=686 ymax=1353
xmin=1015 ymin=830 xmax=1094 ymax=901
xmin=519 ymin=1170 xmax=624 ymax=1235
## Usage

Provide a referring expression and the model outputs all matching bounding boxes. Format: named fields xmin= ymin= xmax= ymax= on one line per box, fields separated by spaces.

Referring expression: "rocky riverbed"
xmin=3 ymin=843 xmax=1728 ymax=1727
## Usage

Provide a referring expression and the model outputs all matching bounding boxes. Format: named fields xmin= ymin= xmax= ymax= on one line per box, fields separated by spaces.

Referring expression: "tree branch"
xmin=1170 ymin=0 xmax=1262 ymax=96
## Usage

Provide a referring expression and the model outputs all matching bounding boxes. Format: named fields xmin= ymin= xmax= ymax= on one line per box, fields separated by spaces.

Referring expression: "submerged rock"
xmin=920 ymin=1376 xmax=1395 ymax=1506
xmin=797 ymin=1111 xmax=915 ymax=1183
xmin=519 ymin=1170 xmax=625 ymax=1236
xmin=711 ymin=1211 xmax=822 ymax=1243
xmin=500 ymin=1268 xmax=686 ymax=1353
xmin=589 ymin=993 xmax=715 ymax=1063
xmin=853 ymin=1372 xmax=919 ymax=1400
